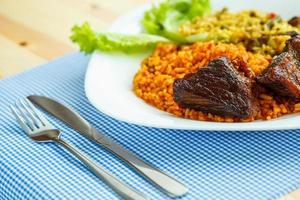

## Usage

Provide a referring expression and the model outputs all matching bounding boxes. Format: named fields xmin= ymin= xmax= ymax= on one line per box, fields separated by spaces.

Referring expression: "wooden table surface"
xmin=1 ymin=0 xmax=299 ymax=199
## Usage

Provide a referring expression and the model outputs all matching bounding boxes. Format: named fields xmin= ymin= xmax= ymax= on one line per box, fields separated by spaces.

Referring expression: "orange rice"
xmin=133 ymin=42 xmax=299 ymax=122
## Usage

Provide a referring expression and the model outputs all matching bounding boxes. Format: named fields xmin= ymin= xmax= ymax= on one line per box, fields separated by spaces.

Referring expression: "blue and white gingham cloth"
xmin=1 ymin=53 xmax=300 ymax=200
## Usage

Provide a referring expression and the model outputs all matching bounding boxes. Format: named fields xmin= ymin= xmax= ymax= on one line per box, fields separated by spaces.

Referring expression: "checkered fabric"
xmin=1 ymin=53 xmax=300 ymax=200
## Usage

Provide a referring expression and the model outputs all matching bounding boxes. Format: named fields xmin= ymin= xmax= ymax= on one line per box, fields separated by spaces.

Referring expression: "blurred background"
xmin=0 ymin=0 xmax=147 ymax=78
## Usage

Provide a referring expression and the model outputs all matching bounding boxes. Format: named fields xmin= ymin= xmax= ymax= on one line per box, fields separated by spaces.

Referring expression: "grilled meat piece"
xmin=173 ymin=56 xmax=257 ymax=118
xmin=288 ymin=16 xmax=300 ymax=27
xmin=283 ymin=34 xmax=300 ymax=59
xmin=257 ymin=35 xmax=300 ymax=99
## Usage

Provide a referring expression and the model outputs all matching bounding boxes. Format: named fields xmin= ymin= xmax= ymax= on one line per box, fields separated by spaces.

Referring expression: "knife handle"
xmin=57 ymin=139 xmax=148 ymax=200
xmin=91 ymin=128 xmax=188 ymax=197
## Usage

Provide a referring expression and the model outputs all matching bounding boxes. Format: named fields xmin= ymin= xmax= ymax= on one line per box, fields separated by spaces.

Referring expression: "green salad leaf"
xmin=141 ymin=0 xmax=211 ymax=42
xmin=70 ymin=22 xmax=170 ymax=53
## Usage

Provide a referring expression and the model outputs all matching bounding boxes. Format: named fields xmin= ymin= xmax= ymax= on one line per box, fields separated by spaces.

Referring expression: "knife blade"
xmin=28 ymin=95 xmax=188 ymax=197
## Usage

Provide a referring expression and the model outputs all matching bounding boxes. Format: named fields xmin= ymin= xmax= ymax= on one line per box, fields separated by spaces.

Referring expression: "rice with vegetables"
xmin=179 ymin=8 xmax=300 ymax=56
xmin=133 ymin=42 xmax=300 ymax=122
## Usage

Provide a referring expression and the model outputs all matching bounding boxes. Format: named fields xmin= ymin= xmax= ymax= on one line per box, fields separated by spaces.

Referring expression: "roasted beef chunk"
xmin=283 ymin=34 xmax=300 ymax=59
xmin=173 ymin=57 xmax=257 ymax=118
xmin=288 ymin=16 xmax=300 ymax=27
xmin=257 ymin=35 xmax=300 ymax=99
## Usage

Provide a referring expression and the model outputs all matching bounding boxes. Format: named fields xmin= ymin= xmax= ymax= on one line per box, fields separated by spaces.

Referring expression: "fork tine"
xmin=20 ymin=99 xmax=43 ymax=128
xmin=25 ymin=98 xmax=49 ymax=126
xmin=10 ymin=105 xmax=32 ymax=133
xmin=15 ymin=100 xmax=36 ymax=131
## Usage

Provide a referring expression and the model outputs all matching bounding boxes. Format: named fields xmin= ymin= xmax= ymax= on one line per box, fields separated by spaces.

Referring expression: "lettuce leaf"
xmin=70 ymin=22 xmax=170 ymax=53
xmin=141 ymin=0 xmax=211 ymax=42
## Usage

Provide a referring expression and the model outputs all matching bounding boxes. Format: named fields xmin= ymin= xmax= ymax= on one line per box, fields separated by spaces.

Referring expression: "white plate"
xmin=85 ymin=0 xmax=300 ymax=131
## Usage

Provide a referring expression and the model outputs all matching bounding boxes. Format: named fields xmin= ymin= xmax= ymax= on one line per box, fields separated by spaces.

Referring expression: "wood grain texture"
xmin=0 ymin=0 xmax=299 ymax=199
xmin=0 ymin=35 xmax=45 ymax=77
xmin=0 ymin=14 xmax=73 ymax=60
xmin=0 ymin=0 xmax=147 ymax=77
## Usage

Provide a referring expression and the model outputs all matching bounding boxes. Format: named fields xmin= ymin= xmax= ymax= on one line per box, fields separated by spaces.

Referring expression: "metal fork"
xmin=10 ymin=99 xmax=148 ymax=200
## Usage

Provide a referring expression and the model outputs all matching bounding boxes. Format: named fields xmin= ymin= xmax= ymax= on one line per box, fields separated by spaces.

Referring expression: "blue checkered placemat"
xmin=1 ymin=53 xmax=300 ymax=200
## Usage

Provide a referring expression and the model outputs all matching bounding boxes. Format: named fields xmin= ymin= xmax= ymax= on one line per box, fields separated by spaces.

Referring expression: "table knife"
xmin=28 ymin=95 xmax=188 ymax=197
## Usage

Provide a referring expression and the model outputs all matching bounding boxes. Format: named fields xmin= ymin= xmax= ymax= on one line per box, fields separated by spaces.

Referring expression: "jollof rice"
xmin=133 ymin=42 xmax=299 ymax=122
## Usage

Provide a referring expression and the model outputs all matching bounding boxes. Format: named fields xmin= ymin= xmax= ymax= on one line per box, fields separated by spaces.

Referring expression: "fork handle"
xmin=56 ymin=139 xmax=148 ymax=200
